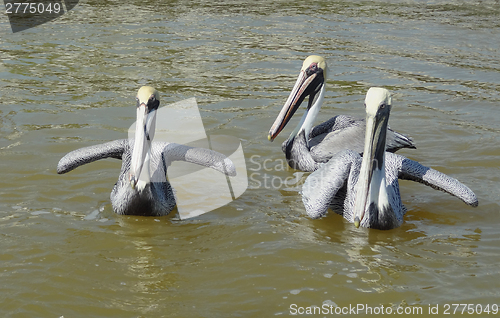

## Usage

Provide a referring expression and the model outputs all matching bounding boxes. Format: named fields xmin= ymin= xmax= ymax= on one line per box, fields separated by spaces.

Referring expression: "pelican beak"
xmin=268 ymin=61 xmax=325 ymax=141
xmin=130 ymin=102 xmax=156 ymax=189
xmin=353 ymin=89 xmax=391 ymax=228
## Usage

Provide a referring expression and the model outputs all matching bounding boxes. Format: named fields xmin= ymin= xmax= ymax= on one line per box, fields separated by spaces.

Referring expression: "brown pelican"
xmin=57 ymin=86 xmax=236 ymax=216
xmin=301 ymin=87 xmax=478 ymax=230
xmin=268 ymin=55 xmax=415 ymax=172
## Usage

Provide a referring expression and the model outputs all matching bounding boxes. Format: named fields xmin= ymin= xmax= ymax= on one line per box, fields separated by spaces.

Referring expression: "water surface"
xmin=1 ymin=0 xmax=499 ymax=317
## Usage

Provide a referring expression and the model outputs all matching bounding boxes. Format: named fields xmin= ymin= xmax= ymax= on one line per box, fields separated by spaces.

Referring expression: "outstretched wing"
xmin=393 ymin=154 xmax=478 ymax=207
xmin=155 ymin=142 xmax=236 ymax=177
xmin=57 ymin=139 xmax=127 ymax=174
xmin=302 ymin=150 xmax=359 ymax=219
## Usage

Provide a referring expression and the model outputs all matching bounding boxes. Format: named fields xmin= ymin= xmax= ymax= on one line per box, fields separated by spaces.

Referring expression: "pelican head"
xmin=353 ymin=87 xmax=393 ymax=228
xmin=268 ymin=55 xmax=328 ymax=143
xmin=129 ymin=86 xmax=160 ymax=190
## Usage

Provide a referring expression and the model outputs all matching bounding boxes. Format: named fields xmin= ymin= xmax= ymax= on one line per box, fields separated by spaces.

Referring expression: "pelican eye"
xmin=147 ymin=95 xmax=160 ymax=112
xmin=306 ymin=63 xmax=319 ymax=76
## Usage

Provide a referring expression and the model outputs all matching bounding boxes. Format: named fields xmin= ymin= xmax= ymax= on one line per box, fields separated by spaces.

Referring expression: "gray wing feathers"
xmin=310 ymin=115 xmax=360 ymax=138
xmin=395 ymin=154 xmax=479 ymax=207
xmin=309 ymin=124 xmax=365 ymax=163
xmin=308 ymin=115 xmax=415 ymax=162
xmin=57 ymin=139 xmax=127 ymax=174
xmin=386 ymin=130 xmax=416 ymax=153
xmin=302 ymin=150 xmax=358 ymax=219
xmin=160 ymin=143 xmax=236 ymax=177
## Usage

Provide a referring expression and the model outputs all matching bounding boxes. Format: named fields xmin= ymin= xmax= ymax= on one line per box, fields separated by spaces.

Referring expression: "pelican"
xmin=268 ymin=55 xmax=415 ymax=172
xmin=57 ymin=86 xmax=236 ymax=216
xmin=301 ymin=87 xmax=478 ymax=230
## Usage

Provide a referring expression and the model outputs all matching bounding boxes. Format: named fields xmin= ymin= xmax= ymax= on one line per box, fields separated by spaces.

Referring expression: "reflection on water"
xmin=1 ymin=0 xmax=499 ymax=316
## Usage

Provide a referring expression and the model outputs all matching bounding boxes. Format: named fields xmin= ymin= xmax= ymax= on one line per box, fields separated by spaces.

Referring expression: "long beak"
xmin=353 ymin=112 xmax=389 ymax=228
xmin=268 ymin=70 xmax=320 ymax=141
xmin=129 ymin=103 xmax=156 ymax=189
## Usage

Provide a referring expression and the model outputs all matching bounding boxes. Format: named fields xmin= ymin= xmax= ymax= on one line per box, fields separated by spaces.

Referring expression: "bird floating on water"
xmin=301 ymin=87 xmax=478 ymax=230
xmin=57 ymin=86 xmax=236 ymax=216
xmin=268 ymin=55 xmax=415 ymax=172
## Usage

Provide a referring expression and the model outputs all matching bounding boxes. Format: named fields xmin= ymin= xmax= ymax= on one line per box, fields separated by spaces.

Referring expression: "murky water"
xmin=1 ymin=0 xmax=499 ymax=317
